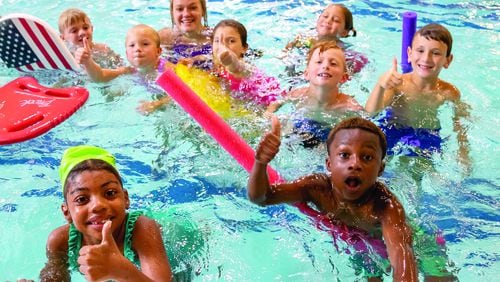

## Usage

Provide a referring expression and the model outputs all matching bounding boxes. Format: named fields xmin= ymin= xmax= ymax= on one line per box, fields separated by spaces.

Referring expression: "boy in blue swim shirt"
xmin=365 ymin=23 xmax=470 ymax=169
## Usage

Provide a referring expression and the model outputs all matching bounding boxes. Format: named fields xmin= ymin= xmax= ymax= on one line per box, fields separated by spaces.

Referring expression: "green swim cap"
xmin=59 ymin=145 xmax=117 ymax=192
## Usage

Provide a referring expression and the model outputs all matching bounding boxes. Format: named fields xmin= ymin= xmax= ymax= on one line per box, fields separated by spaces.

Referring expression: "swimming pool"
xmin=1 ymin=0 xmax=498 ymax=281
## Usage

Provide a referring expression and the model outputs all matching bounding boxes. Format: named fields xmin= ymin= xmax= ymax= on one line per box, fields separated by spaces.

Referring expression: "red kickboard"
xmin=0 ymin=77 xmax=89 ymax=145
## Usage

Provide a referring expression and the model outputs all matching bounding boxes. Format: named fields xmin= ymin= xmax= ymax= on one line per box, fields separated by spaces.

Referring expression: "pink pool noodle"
xmin=156 ymin=69 xmax=282 ymax=183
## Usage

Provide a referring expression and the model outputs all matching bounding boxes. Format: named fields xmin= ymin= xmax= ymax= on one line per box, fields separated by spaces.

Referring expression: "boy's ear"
xmin=340 ymin=71 xmax=349 ymax=84
xmin=303 ymin=67 xmax=310 ymax=80
xmin=61 ymin=203 xmax=72 ymax=223
xmin=406 ymin=46 xmax=412 ymax=63
xmin=325 ymin=157 xmax=332 ymax=173
xmin=378 ymin=160 xmax=385 ymax=176
xmin=443 ymin=54 xmax=453 ymax=69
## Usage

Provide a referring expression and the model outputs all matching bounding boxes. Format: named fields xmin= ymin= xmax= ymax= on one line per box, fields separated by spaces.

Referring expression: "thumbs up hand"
xmin=74 ymin=37 xmax=92 ymax=65
xmin=255 ymin=115 xmax=282 ymax=165
xmin=378 ymin=57 xmax=402 ymax=90
xmin=77 ymin=220 xmax=124 ymax=281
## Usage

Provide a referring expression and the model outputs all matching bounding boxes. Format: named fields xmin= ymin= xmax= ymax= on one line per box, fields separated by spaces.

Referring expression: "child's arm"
xmin=217 ymin=46 xmax=248 ymax=78
xmin=77 ymin=220 xmax=171 ymax=281
xmin=365 ymin=58 xmax=402 ymax=113
xmin=75 ymin=38 xmax=134 ymax=83
xmin=248 ymin=116 xmax=282 ymax=204
xmin=380 ymin=197 xmax=418 ymax=282
xmin=39 ymin=226 xmax=71 ymax=282
xmin=136 ymin=96 xmax=172 ymax=115
xmin=132 ymin=216 xmax=173 ymax=281
xmin=452 ymin=97 xmax=472 ymax=174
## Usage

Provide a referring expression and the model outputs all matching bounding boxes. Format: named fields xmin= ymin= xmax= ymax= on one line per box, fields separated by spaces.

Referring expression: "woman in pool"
xmin=158 ymin=0 xmax=212 ymax=69
xmin=39 ymin=145 xmax=172 ymax=281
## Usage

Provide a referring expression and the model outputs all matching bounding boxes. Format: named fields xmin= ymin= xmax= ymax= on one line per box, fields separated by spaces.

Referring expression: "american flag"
xmin=0 ymin=14 xmax=80 ymax=72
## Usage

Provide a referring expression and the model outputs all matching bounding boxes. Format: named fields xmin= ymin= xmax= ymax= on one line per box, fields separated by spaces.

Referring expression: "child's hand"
xmin=219 ymin=49 xmax=236 ymax=67
xmin=121 ymin=65 xmax=136 ymax=75
xmin=178 ymin=57 xmax=195 ymax=68
xmin=255 ymin=116 xmax=281 ymax=165
xmin=378 ymin=57 xmax=402 ymax=89
xmin=77 ymin=221 xmax=125 ymax=281
xmin=74 ymin=37 xmax=92 ymax=66
xmin=136 ymin=97 xmax=171 ymax=115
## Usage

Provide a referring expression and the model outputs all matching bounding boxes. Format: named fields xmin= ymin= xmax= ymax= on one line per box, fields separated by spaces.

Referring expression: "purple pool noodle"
xmin=401 ymin=11 xmax=417 ymax=73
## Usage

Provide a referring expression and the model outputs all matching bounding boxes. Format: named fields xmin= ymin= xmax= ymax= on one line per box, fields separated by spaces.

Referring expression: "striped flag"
xmin=0 ymin=13 xmax=80 ymax=72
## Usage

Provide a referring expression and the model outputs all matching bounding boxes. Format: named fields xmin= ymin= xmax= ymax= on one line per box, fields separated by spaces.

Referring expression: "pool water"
xmin=1 ymin=0 xmax=499 ymax=281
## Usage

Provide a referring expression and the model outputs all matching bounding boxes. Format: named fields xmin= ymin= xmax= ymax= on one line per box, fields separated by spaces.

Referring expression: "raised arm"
xmin=217 ymin=46 xmax=248 ymax=78
xmin=365 ymin=57 xmax=401 ymax=113
xmin=380 ymin=197 xmax=418 ymax=282
xmin=247 ymin=116 xmax=281 ymax=205
xmin=75 ymin=38 xmax=133 ymax=83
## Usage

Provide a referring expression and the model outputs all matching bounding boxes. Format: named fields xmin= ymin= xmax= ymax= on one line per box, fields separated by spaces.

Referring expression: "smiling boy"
xmin=365 ymin=23 xmax=470 ymax=166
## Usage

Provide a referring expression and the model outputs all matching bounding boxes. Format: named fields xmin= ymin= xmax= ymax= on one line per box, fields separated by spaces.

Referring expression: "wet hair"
xmin=170 ymin=0 xmax=208 ymax=27
xmin=63 ymin=159 xmax=123 ymax=200
xmin=127 ymin=24 xmax=161 ymax=47
xmin=325 ymin=4 xmax=356 ymax=37
xmin=213 ymin=19 xmax=248 ymax=49
xmin=306 ymin=40 xmax=345 ymax=70
xmin=414 ymin=23 xmax=453 ymax=57
xmin=326 ymin=117 xmax=387 ymax=160
xmin=58 ymin=8 xmax=91 ymax=34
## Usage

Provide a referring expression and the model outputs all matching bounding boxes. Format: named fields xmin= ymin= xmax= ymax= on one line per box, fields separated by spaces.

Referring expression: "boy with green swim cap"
xmin=39 ymin=145 xmax=172 ymax=281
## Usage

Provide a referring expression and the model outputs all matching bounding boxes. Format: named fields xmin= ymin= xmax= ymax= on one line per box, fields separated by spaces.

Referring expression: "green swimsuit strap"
xmin=123 ymin=210 xmax=143 ymax=263
xmin=67 ymin=223 xmax=82 ymax=271
xmin=67 ymin=211 xmax=143 ymax=272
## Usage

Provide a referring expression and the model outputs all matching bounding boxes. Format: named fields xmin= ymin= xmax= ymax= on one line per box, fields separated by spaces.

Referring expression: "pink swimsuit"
xmin=218 ymin=68 xmax=285 ymax=106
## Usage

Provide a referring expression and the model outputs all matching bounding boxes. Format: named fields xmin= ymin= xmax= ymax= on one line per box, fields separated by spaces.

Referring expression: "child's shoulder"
xmin=46 ymin=224 xmax=70 ymax=252
xmin=370 ymin=181 xmax=404 ymax=214
xmin=132 ymin=214 xmax=162 ymax=236
xmin=288 ymin=87 xmax=308 ymax=99
xmin=437 ymin=78 xmax=460 ymax=101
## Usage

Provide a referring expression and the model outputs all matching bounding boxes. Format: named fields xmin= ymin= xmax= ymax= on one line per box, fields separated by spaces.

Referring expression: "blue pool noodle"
xmin=401 ymin=11 xmax=417 ymax=73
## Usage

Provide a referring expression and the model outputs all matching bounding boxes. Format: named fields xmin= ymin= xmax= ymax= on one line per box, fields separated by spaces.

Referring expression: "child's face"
xmin=172 ymin=0 xmax=204 ymax=33
xmin=316 ymin=5 xmax=348 ymax=38
xmin=326 ymin=129 xmax=384 ymax=202
xmin=61 ymin=169 xmax=129 ymax=245
xmin=304 ymin=47 xmax=346 ymax=88
xmin=212 ymin=26 xmax=247 ymax=61
xmin=408 ymin=33 xmax=453 ymax=79
xmin=125 ymin=28 xmax=162 ymax=70
xmin=60 ymin=19 xmax=93 ymax=48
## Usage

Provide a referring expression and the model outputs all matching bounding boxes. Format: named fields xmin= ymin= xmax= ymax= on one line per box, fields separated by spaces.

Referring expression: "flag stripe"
xmin=36 ymin=22 xmax=73 ymax=70
xmin=21 ymin=18 xmax=60 ymax=69
xmin=14 ymin=18 xmax=53 ymax=70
